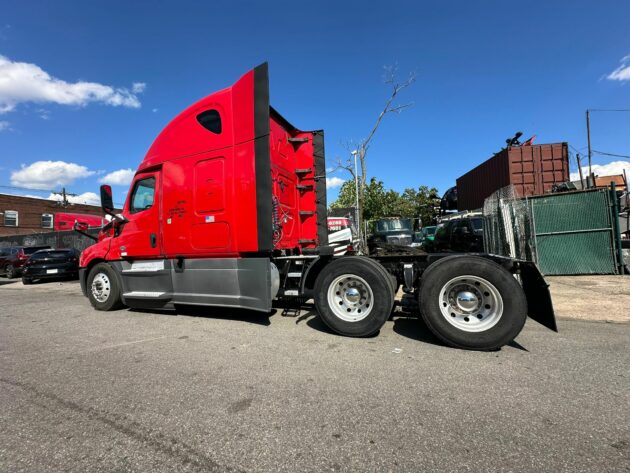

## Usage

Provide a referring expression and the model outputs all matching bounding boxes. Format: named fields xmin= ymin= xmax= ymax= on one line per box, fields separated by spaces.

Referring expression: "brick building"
xmin=0 ymin=194 xmax=109 ymax=237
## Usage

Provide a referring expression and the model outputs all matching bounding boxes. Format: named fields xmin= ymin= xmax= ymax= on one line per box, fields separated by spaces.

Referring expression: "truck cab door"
xmin=116 ymin=171 xmax=162 ymax=259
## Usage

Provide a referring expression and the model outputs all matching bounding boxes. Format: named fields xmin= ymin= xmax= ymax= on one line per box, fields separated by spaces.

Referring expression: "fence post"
xmin=610 ymin=182 xmax=624 ymax=275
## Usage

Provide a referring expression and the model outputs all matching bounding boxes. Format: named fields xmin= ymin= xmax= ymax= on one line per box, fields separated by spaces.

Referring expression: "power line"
xmin=0 ymin=185 xmax=125 ymax=207
xmin=0 ymin=184 xmax=61 ymax=194
xmin=587 ymin=109 xmax=630 ymax=112
xmin=569 ymin=144 xmax=588 ymax=154
xmin=592 ymin=149 xmax=630 ymax=160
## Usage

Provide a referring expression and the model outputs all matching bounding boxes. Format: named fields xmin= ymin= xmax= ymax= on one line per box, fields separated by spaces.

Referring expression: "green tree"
xmin=331 ymin=179 xmax=440 ymax=226
xmin=400 ymin=186 xmax=440 ymax=226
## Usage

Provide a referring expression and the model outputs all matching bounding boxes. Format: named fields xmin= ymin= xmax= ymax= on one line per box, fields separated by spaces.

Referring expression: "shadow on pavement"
xmin=394 ymin=315 xmax=529 ymax=352
xmin=27 ymin=277 xmax=80 ymax=285
xmin=269 ymin=304 xmax=382 ymax=338
xmin=0 ymin=279 xmax=19 ymax=286
xmin=507 ymin=340 xmax=529 ymax=352
xmin=129 ymin=305 xmax=274 ymax=326
xmin=392 ymin=316 xmax=446 ymax=347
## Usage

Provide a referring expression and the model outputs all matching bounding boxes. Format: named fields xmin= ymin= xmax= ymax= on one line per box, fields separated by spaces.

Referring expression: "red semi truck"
xmin=55 ymin=212 xmax=105 ymax=231
xmin=79 ymin=64 xmax=556 ymax=350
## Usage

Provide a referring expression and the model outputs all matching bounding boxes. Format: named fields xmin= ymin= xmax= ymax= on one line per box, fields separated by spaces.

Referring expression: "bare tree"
xmin=332 ymin=65 xmax=416 ymax=223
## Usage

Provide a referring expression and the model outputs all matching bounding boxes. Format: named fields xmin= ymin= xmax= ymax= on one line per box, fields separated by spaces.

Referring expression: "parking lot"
xmin=1 ymin=277 xmax=629 ymax=472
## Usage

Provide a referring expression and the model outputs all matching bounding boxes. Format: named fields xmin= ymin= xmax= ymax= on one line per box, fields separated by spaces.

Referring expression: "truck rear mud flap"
xmin=519 ymin=261 xmax=557 ymax=332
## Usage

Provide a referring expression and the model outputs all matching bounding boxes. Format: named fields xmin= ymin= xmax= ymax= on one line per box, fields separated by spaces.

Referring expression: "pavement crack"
xmin=0 ymin=377 xmax=244 ymax=473
xmin=83 ymin=336 xmax=168 ymax=353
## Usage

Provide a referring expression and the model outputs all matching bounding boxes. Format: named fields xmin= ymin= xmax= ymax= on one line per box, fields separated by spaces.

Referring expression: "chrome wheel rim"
xmin=327 ymin=274 xmax=374 ymax=322
xmin=438 ymin=275 xmax=503 ymax=332
xmin=91 ymin=272 xmax=111 ymax=303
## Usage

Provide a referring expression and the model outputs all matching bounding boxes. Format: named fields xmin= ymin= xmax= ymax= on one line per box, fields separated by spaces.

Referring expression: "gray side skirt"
xmin=112 ymin=257 xmax=272 ymax=313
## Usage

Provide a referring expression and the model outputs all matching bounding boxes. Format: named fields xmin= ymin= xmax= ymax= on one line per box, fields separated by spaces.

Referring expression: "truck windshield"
xmin=376 ymin=219 xmax=412 ymax=232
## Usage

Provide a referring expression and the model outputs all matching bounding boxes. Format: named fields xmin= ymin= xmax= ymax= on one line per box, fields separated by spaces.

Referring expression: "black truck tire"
xmin=357 ymin=257 xmax=397 ymax=309
xmin=314 ymin=256 xmax=394 ymax=337
xmin=5 ymin=264 xmax=15 ymax=279
xmin=87 ymin=263 xmax=124 ymax=311
xmin=419 ymin=256 xmax=527 ymax=351
xmin=22 ymin=277 xmax=32 ymax=285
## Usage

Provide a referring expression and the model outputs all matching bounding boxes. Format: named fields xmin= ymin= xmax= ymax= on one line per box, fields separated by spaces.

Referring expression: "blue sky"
xmin=1 ymin=0 xmax=629 ymax=207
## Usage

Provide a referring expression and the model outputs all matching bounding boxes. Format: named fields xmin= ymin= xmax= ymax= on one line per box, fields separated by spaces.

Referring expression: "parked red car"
xmin=0 ymin=246 xmax=51 ymax=279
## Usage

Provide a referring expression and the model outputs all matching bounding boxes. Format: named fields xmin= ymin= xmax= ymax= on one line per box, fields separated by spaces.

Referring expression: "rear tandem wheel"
xmin=418 ymin=256 xmax=527 ymax=351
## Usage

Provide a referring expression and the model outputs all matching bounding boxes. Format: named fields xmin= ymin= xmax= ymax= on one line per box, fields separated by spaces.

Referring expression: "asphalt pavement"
xmin=1 ymin=279 xmax=629 ymax=472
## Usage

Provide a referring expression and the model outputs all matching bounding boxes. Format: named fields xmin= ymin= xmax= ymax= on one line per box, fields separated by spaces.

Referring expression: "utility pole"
xmin=576 ymin=153 xmax=584 ymax=188
xmin=351 ymin=150 xmax=361 ymax=246
xmin=51 ymin=187 xmax=76 ymax=207
xmin=586 ymin=109 xmax=592 ymax=187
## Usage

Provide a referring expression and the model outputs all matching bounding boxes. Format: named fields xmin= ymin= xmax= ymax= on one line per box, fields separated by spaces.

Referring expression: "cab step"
xmin=123 ymin=291 xmax=169 ymax=299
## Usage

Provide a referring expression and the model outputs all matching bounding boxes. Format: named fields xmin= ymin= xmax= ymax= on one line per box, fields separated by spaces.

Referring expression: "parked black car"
xmin=0 ymin=246 xmax=51 ymax=278
xmin=423 ymin=217 xmax=484 ymax=253
xmin=21 ymin=248 xmax=80 ymax=284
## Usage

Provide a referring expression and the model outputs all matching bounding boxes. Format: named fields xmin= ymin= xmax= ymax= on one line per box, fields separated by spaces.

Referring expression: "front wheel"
xmin=87 ymin=263 xmax=124 ymax=311
xmin=314 ymin=257 xmax=394 ymax=337
xmin=22 ymin=277 xmax=32 ymax=285
xmin=419 ymin=256 xmax=527 ymax=350
xmin=5 ymin=264 xmax=15 ymax=279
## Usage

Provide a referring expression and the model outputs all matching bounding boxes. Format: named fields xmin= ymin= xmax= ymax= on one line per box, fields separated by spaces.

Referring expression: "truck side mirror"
xmin=100 ymin=185 xmax=115 ymax=215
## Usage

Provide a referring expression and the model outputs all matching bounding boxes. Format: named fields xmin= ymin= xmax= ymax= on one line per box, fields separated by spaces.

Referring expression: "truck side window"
xmin=196 ymin=109 xmax=222 ymax=134
xmin=129 ymin=177 xmax=156 ymax=214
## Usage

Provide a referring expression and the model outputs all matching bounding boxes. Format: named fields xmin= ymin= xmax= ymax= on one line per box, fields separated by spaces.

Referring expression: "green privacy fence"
xmin=484 ymin=187 xmax=622 ymax=275
xmin=529 ymin=190 xmax=618 ymax=275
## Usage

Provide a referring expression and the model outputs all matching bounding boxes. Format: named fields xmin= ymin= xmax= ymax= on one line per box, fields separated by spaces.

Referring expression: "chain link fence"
xmin=483 ymin=185 xmax=537 ymax=262
xmin=483 ymin=185 xmax=622 ymax=274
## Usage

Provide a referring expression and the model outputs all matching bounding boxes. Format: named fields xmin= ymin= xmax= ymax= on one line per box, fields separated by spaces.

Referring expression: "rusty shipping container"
xmin=456 ymin=142 xmax=569 ymax=210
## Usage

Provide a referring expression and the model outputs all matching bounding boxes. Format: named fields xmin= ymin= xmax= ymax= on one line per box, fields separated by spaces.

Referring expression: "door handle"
xmin=150 ymin=233 xmax=157 ymax=248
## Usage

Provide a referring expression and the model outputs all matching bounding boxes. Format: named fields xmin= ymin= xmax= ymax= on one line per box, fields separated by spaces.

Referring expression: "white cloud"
xmin=326 ymin=176 xmax=346 ymax=189
xmin=607 ymin=54 xmax=630 ymax=81
xmin=0 ymin=191 xmax=100 ymax=206
xmin=0 ymin=120 xmax=9 ymax=131
xmin=47 ymin=191 xmax=100 ymax=206
xmin=99 ymin=168 xmax=135 ymax=186
xmin=0 ymin=55 xmax=145 ymax=114
xmin=11 ymin=160 xmax=95 ymax=190
xmin=570 ymin=160 xmax=630 ymax=181
xmin=132 ymin=82 xmax=146 ymax=93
